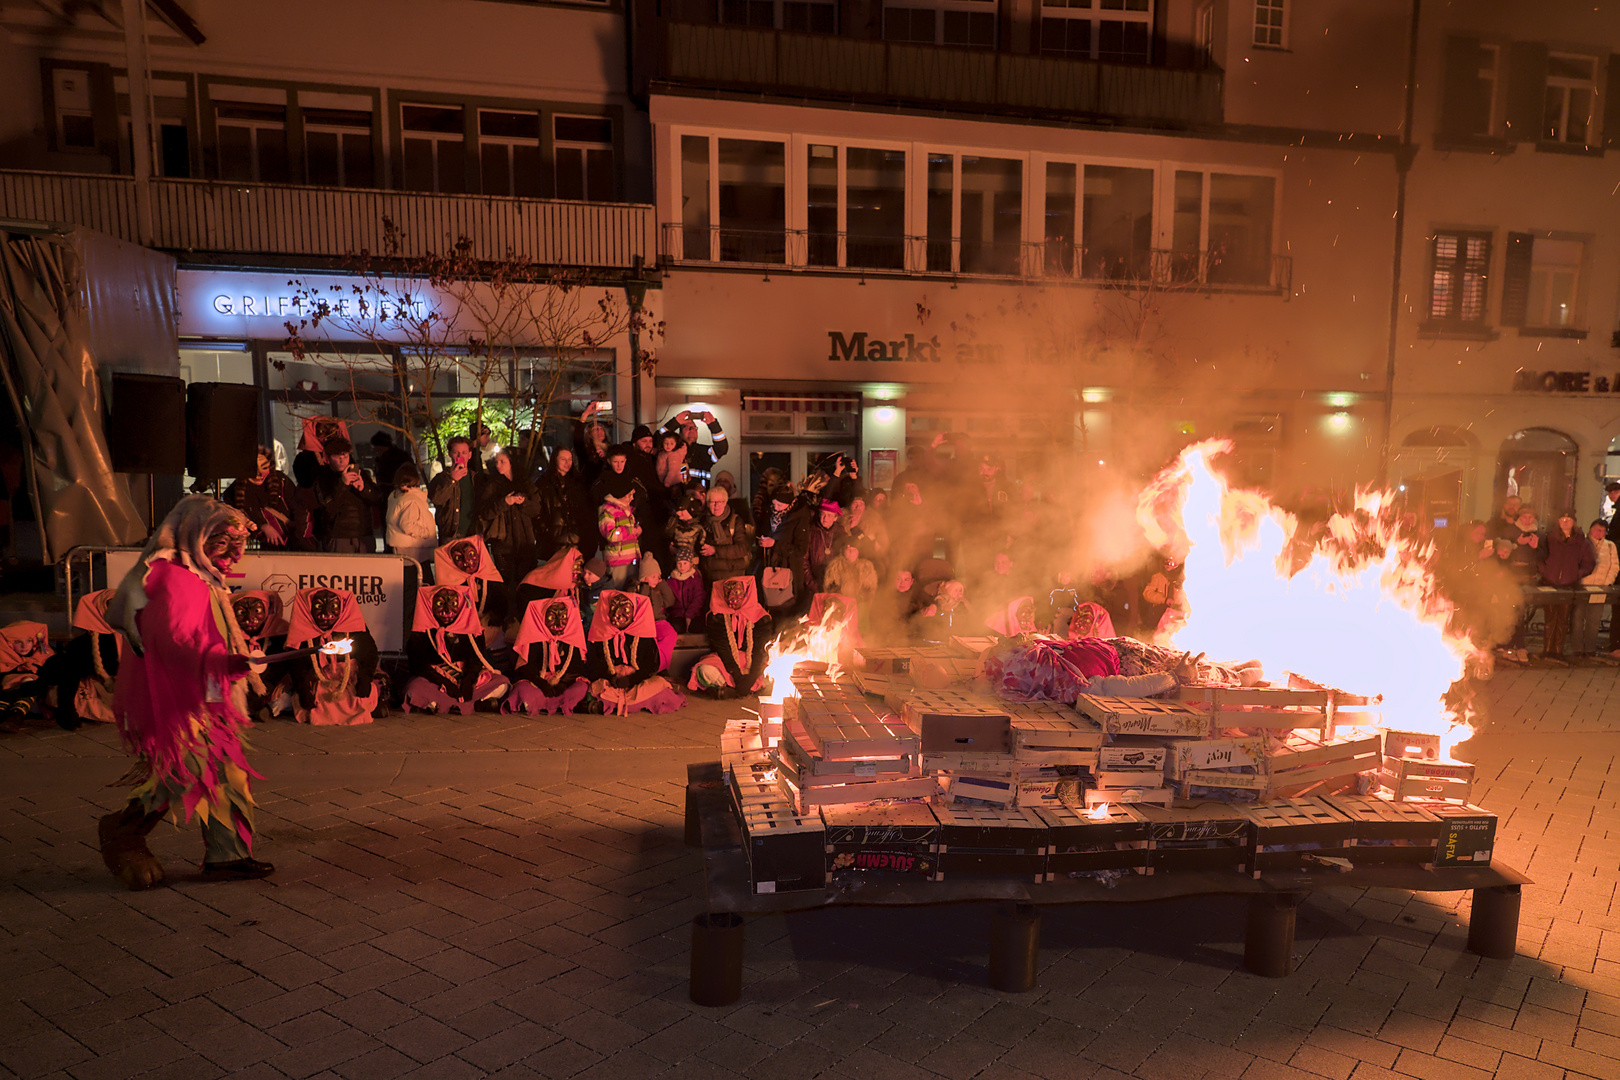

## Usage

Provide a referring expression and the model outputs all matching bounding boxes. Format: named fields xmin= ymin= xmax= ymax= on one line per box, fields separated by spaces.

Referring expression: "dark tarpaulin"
xmin=0 ymin=230 xmax=146 ymax=561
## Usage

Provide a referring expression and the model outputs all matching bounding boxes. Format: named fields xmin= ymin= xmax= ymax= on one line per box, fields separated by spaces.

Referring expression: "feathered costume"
xmin=587 ymin=590 xmax=684 ymax=714
xmin=689 ymin=577 xmax=772 ymax=697
xmin=402 ymin=584 xmax=510 ymax=714
xmin=286 ymin=586 xmax=379 ymax=726
xmin=504 ymin=596 xmax=590 ymax=715
xmin=103 ymin=496 xmax=263 ymax=886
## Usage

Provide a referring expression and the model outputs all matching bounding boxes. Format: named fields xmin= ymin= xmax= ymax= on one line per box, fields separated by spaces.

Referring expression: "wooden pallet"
xmin=1038 ymin=803 xmax=1151 ymax=877
xmin=1243 ymin=797 xmax=1357 ymax=876
xmin=739 ymin=801 xmax=826 ymax=894
xmin=1266 ymin=731 xmax=1383 ymax=798
xmin=1324 ymin=796 xmax=1441 ymax=865
xmin=1173 ymin=683 xmax=1379 ymax=736
xmin=931 ymin=804 xmax=1048 ymax=880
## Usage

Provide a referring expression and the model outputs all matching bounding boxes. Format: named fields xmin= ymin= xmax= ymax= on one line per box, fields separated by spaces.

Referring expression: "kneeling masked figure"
xmin=403 ymin=585 xmax=510 ymax=714
xmin=286 ymin=587 xmax=379 ymax=725
xmin=689 ymin=576 xmax=771 ymax=698
xmin=505 ymin=596 xmax=589 ymax=715
xmin=587 ymin=590 xmax=684 ymax=714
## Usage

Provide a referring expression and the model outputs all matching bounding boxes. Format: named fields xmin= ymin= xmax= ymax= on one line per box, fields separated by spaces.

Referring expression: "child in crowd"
xmin=634 ymin=555 xmax=679 ymax=670
xmin=666 ymin=548 xmax=707 ymax=633
xmin=385 ymin=465 xmax=437 ymax=569
xmin=598 ymin=492 xmax=641 ymax=589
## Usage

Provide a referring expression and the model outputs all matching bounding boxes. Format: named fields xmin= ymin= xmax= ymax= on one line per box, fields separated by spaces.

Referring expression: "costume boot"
xmin=99 ymin=801 xmax=166 ymax=890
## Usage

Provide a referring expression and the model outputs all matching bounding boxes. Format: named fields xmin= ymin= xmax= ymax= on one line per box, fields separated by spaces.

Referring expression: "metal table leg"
xmin=989 ymin=903 xmax=1041 ymax=992
xmin=1245 ymin=891 xmax=1304 ymax=977
xmin=1467 ymin=884 xmax=1521 ymax=960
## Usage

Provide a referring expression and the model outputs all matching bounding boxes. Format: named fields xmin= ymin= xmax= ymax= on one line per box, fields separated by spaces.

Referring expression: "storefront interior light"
xmin=875 ymin=406 xmax=896 ymax=422
xmin=1081 ymin=387 xmax=1110 ymax=404
xmin=1325 ymin=391 xmax=1355 ymax=408
xmin=1327 ymin=411 xmax=1352 ymax=433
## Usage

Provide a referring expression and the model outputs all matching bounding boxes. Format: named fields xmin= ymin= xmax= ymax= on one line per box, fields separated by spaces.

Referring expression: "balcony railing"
xmin=661 ymin=224 xmax=1291 ymax=292
xmin=0 ymin=170 xmax=655 ymax=268
xmin=650 ymin=22 xmax=1223 ymax=128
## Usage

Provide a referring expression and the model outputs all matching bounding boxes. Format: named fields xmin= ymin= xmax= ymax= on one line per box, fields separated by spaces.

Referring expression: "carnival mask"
xmin=204 ymin=523 xmax=248 ymax=573
xmin=449 ymin=540 xmax=481 ymax=575
xmin=1015 ymin=599 xmax=1036 ymax=632
xmin=1072 ymin=605 xmax=1095 ymax=637
xmin=605 ymin=592 xmax=635 ymax=634
xmin=722 ymin=579 xmax=748 ymax=611
xmin=430 ymin=589 xmax=463 ymax=628
xmin=606 ymin=593 xmax=635 ymax=631
xmin=232 ymin=595 xmax=268 ymax=635
xmin=543 ymin=601 xmax=569 ymax=635
xmin=310 ymin=589 xmax=342 ymax=632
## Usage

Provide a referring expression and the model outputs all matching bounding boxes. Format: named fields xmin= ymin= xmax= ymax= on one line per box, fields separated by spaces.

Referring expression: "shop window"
xmin=554 ymin=115 xmax=614 ymax=202
xmin=1496 ymin=428 xmax=1576 ymax=523
xmin=1252 ymin=0 xmax=1286 ymax=49
xmin=1040 ymin=0 xmax=1152 ymax=64
xmin=1543 ymin=52 xmax=1597 ymax=145
xmin=304 ymin=108 xmax=374 ymax=188
xmin=216 ymin=102 xmax=289 ymax=183
xmin=51 ymin=67 xmax=97 ymax=151
xmin=479 ymin=110 xmax=541 ymax=198
xmin=1426 ymin=230 xmax=1491 ymax=328
xmin=402 ymin=104 xmax=466 ymax=194
xmin=1501 ymin=232 xmax=1586 ymax=330
xmin=883 ymin=2 xmax=995 ymax=49
xmin=1081 ymin=163 xmax=1153 ymax=280
xmin=719 ymin=0 xmax=835 ymax=31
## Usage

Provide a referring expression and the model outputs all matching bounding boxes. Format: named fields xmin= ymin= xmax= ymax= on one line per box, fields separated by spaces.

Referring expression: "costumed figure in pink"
xmin=515 ymin=545 xmax=583 ymax=613
xmin=505 ymin=595 xmax=590 ymax=715
xmin=402 ymin=584 xmax=511 ymax=714
xmin=434 ymin=535 xmax=504 ymax=623
xmin=587 ymin=590 xmax=685 ymax=714
xmin=1065 ymin=601 xmax=1116 ymax=641
xmin=100 ymin=496 xmax=268 ymax=888
xmin=231 ymin=590 xmax=291 ymax=718
xmin=286 ymin=586 xmax=379 ymax=725
xmin=986 ymin=596 xmax=1042 ymax=638
xmin=689 ymin=577 xmax=772 ymax=698
xmin=23 ymin=594 xmax=120 ymax=729
xmin=0 ymin=620 xmax=52 ymax=721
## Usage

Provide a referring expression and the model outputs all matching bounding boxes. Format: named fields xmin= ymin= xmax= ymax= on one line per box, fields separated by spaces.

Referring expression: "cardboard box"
xmin=921 ymin=751 xmax=1017 ymax=774
xmin=1083 ymin=786 xmax=1173 ymax=807
xmin=1383 ymin=730 xmax=1441 ymax=762
xmin=1243 ymin=798 xmax=1358 ymax=874
xmin=941 ymin=772 xmax=1016 ymax=805
xmin=1099 ymin=739 xmax=1168 ymax=770
xmin=1169 ymin=737 xmax=1266 ymax=776
xmin=1326 ymin=796 xmax=1440 ymax=865
xmin=1428 ymin=803 xmax=1496 ymax=866
xmin=1075 ymin=695 xmax=1210 ymax=737
xmin=741 ymin=802 xmax=827 ymax=893
xmin=822 ymin=803 xmax=940 ymax=876
xmin=932 ymin=805 xmax=1048 ymax=879
xmin=1134 ymin=803 xmax=1249 ymax=872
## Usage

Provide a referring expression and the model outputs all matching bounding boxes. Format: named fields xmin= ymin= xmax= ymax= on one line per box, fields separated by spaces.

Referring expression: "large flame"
xmin=759 ymin=604 xmax=852 ymax=707
xmin=1140 ymin=441 xmax=1477 ymax=759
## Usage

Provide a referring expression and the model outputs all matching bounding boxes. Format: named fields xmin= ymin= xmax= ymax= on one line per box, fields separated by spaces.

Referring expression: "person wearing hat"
xmin=312 ymin=437 xmax=385 ymax=552
xmin=1601 ymin=481 xmax=1620 ymax=527
xmin=660 ymin=409 xmax=729 ymax=488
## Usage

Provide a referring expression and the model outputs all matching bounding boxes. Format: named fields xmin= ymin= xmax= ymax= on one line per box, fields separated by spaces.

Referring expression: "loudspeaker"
xmin=186 ymin=382 xmax=261 ymax=479
xmin=108 ymin=373 xmax=185 ymax=474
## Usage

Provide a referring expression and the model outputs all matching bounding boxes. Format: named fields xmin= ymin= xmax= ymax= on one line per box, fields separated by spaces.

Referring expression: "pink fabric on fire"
xmin=982 ymin=636 xmax=1121 ymax=702
xmin=112 ymin=558 xmax=255 ymax=798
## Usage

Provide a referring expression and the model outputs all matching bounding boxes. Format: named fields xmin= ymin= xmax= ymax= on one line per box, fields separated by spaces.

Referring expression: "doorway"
xmin=1495 ymin=428 xmax=1577 ymax=523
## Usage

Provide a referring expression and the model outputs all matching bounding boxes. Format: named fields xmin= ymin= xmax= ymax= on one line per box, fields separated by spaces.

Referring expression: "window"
xmin=1040 ymin=0 xmax=1152 ymax=64
xmin=216 ymin=103 xmax=288 ymax=183
xmin=806 ymin=144 xmax=906 ymax=270
xmin=884 ymin=2 xmax=996 ymax=49
xmin=681 ymin=134 xmax=711 ymax=259
xmin=959 ymin=156 xmax=1021 ymax=275
xmin=1501 ymin=233 xmax=1586 ymax=330
xmin=718 ymin=138 xmax=786 ymax=262
xmin=1163 ymin=169 xmax=1276 ymax=286
xmin=304 ymin=108 xmax=374 ymax=188
xmin=1195 ymin=2 xmax=1215 ymax=68
xmin=554 ymin=115 xmax=614 ymax=201
xmin=1082 ymin=163 xmax=1153 ymax=280
xmin=719 ymin=0 xmax=836 ymax=31
xmin=1427 ymin=231 xmax=1491 ymax=326
xmin=1543 ymin=52 xmax=1597 ymax=145
xmin=478 ymin=110 xmax=541 ymax=197
xmin=52 ymin=68 xmax=96 ymax=151
xmin=1439 ymin=38 xmax=1501 ymax=141
xmin=402 ymin=104 xmax=465 ymax=194
xmin=1044 ymin=161 xmax=1078 ymax=275
xmin=1252 ymin=0 xmax=1285 ymax=48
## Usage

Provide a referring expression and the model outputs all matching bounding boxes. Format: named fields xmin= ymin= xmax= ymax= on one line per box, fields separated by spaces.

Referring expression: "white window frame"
xmin=1039 ymin=0 xmax=1155 ymax=63
xmin=796 ymin=136 xmax=910 ymax=270
xmin=303 ymin=115 xmax=371 ymax=188
xmin=672 ymin=128 xmax=792 ymax=262
xmin=718 ymin=0 xmax=837 ymax=30
xmin=401 ymin=103 xmax=465 ymax=195
xmin=553 ymin=114 xmax=614 ymax=201
xmin=1152 ymin=161 xmax=1283 ymax=286
xmin=910 ymin=142 xmax=1032 ymax=276
xmin=51 ymin=68 xmax=97 ymax=151
xmin=1476 ymin=43 xmax=1502 ymax=138
xmin=1525 ymin=235 xmax=1587 ymax=329
xmin=1252 ymin=0 xmax=1286 ymax=49
xmin=883 ymin=0 xmax=998 ymax=49
xmin=216 ymin=106 xmax=287 ymax=183
xmin=477 ymin=108 xmax=541 ymax=197
xmin=1030 ymin=151 xmax=1162 ymax=280
xmin=1544 ymin=51 xmax=1598 ymax=145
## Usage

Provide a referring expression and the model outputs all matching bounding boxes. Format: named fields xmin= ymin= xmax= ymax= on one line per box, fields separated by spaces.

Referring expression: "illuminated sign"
xmin=208 ymin=293 xmax=429 ymax=321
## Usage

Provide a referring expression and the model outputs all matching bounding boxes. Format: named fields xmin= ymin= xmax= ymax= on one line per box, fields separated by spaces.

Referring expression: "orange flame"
xmin=1086 ymin=802 xmax=1111 ymax=820
xmin=1139 ymin=441 xmax=1478 ymax=759
xmin=759 ymin=602 xmax=852 ymax=705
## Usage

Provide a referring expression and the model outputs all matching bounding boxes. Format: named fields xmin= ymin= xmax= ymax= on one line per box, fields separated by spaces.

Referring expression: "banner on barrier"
xmin=102 ymin=550 xmax=415 ymax=652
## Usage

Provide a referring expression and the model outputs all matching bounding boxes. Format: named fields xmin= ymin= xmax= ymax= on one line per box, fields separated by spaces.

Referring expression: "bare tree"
xmin=282 ymin=219 xmax=662 ymax=474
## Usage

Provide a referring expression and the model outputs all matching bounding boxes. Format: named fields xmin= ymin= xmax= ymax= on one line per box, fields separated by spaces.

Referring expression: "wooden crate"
xmin=1243 ymin=797 xmax=1358 ymax=876
xmin=1038 ymin=803 xmax=1151 ymax=877
xmin=822 ymin=803 xmax=940 ymax=877
xmin=1325 ymin=796 xmax=1441 ymax=865
xmin=740 ymin=801 xmax=827 ymax=893
xmin=1267 ymin=731 xmax=1382 ymax=798
xmin=1099 ymin=739 xmax=1167 ymax=770
xmin=1168 ymin=737 xmax=1265 ymax=798
xmin=1083 ymin=785 xmax=1174 ymax=808
xmin=780 ymin=718 xmax=916 ymax=782
xmin=940 ymin=772 xmax=1017 ymax=805
xmin=931 ymin=804 xmax=1048 ymax=880
xmin=853 ymin=670 xmax=912 ymax=700
xmin=1134 ymin=803 xmax=1250 ymax=872
xmin=852 ymin=644 xmax=955 ymax=674
xmin=800 ymin=711 xmax=917 ymax=761
xmin=1383 ymin=730 xmax=1442 ymax=762
xmin=1074 ymin=695 xmax=1211 ymax=737
xmin=1173 ymin=684 xmax=1378 ymax=736
xmin=780 ymin=770 xmax=941 ymax=810
xmin=1381 ymin=757 xmax=1475 ymax=804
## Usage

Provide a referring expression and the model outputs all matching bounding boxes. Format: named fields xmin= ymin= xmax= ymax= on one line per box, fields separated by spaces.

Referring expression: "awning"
xmin=741 ymin=391 xmax=862 ymax=413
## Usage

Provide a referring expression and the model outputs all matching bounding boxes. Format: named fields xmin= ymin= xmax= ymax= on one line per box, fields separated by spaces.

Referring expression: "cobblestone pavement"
xmin=2 ymin=668 xmax=1617 ymax=1080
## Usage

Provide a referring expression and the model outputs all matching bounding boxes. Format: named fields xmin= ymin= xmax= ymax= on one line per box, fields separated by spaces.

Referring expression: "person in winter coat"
xmin=224 ymin=446 xmax=308 ymax=550
xmin=665 ymin=491 xmax=708 ymax=566
xmin=837 ymin=494 xmax=889 ymax=578
xmin=311 ymin=438 xmax=385 ymax=552
xmin=535 ymin=447 xmax=596 ymax=561
xmin=823 ymin=541 xmax=878 ymax=614
xmin=1538 ymin=511 xmax=1594 ymax=661
xmin=1573 ymin=520 xmax=1618 ymax=660
xmin=666 ymin=549 xmax=707 ymax=633
xmin=700 ymin=486 xmax=755 ymax=583
xmin=598 ymin=491 xmax=642 ymax=589
xmin=386 ymin=466 xmax=438 ymax=568
xmin=427 ymin=436 xmax=489 ymax=545
xmin=478 ymin=449 xmax=544 ymax=625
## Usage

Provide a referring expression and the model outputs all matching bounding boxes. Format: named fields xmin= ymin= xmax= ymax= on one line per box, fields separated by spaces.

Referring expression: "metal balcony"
xmin=660 ymin=224 xmax=1291 ymax=293
xmin=0 ymin=170 xmax=656 ymax=268
xmin=649 ymin=22 xmax=1223 ymax=128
